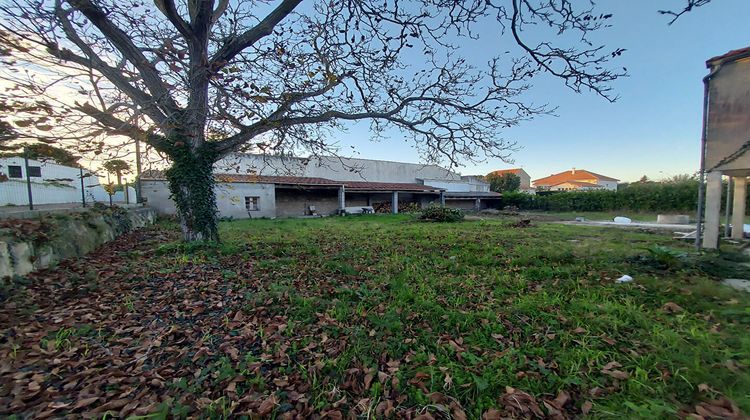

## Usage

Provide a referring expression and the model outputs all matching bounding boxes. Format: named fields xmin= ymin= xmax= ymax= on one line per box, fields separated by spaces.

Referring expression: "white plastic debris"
xmin=575 ymin=217 xmax=586 ymax=222
xmin=615 ymin=275 xmax=634 ymax=284
xmin=613 ymin=216 xmax=632 ymax=224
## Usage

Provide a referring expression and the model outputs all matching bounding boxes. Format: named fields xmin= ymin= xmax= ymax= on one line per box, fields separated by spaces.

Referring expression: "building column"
xmin=439 ymin=191 xmax=446 ymax=207
xmin=474 ymin=198 xmax=481 ymax=211
xmin=732 ymin=176 xmax=747 ymax=239
xmin=703 ymin=171 xmax=723 ymax=249
xmin=367 ymin=195 xmax=373 ymax=206
xmin=392 ymin=191 xmax=399 ymax=214
xmin=338 ymin=185 xmax=346 ymax=214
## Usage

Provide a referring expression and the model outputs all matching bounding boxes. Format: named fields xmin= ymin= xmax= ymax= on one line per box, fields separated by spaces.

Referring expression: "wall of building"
xmin=597 ymin=180 xmax=618 ymax=191
xmin=216 ymin=154 xmax=462 ymax=184
xmin=142 ymin=180 xmax=276 ymax=219
xmin=215 ymin=183 xmax=276 ymax=219
xmin=422 ymin=178 xmax=489 ymax=192
xmin=275 ymin=188 xmax=340 ymax=217
xmin=517 ymin=172 xmax=531 ymax=189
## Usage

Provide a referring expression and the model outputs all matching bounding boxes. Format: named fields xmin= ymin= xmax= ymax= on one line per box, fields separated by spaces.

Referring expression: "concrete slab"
xmin=722 ymin=279 xmax=750 ymax=293
xmin=558 ymin=221 xmax=697 ymax=231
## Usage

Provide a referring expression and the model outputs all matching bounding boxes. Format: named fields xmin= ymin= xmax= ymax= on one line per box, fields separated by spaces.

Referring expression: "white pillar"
xmin=732 ymin=176 xmax=747 ymax=239
xmin=338 ymin=186 xmax=345 ymax=213
xmin=439 ymin=192 xmax=445 ymax=207
xmin=703 ymin=171 xmax=723 ymax=249
xmin=392 ymin=191 xmax=399 ymax=214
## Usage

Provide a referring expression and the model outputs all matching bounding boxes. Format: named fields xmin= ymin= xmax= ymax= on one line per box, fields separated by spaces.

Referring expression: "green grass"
xmin=3 ymin=214 xmax=749 ymax=418
xmin=211 ymin=215 xmax=749 ymax=417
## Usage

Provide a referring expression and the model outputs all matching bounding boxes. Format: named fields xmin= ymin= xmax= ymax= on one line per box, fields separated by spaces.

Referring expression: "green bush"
xmin=419 ymin=206 xmax=464 ymax=222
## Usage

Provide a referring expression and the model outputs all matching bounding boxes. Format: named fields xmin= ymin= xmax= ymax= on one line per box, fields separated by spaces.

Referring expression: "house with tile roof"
xmin=140 ymin=154 xmax=502 ymax=218
xmin=532 ymin=168 xmax=619 ymax=191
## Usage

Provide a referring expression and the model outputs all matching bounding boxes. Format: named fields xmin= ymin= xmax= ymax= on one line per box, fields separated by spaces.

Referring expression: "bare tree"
xmin=659 ymin=0 xmax=712 ymax=24
xmin=0 ymin=0 xmax=627 ymax=241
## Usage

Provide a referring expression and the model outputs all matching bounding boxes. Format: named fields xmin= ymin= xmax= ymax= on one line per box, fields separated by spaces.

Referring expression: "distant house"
xmin=532 ymin=168 xmax=619 ymax=191
xmin=488 ymin=168 xmax=532 ymax=191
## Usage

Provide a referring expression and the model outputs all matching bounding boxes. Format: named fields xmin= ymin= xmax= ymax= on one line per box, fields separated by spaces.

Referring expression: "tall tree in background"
xmin=102 ymin=159 xmax=131 ymax=186
xmin=485 ymin=172 xmax=521 ymax=193
xmin=0 ymin=0 xmax=633 ymax=241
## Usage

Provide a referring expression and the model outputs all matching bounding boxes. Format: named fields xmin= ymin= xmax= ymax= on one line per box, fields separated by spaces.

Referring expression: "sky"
xmin=330 ymin=0 xmax=750 ymax=183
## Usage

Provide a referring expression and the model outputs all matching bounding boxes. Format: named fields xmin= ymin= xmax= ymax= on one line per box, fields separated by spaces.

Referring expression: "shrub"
xmin=419 ymin=206 xmax=464 ymax=222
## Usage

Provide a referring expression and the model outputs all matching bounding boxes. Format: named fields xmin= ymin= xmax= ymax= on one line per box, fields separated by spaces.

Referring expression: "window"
xmin=245 ymin=196 xmax=260 ymax=212
xmin=28 ymin=166 xmax=42 ymax=177
xmin=7 ymin=165 xmax=22 ymax=178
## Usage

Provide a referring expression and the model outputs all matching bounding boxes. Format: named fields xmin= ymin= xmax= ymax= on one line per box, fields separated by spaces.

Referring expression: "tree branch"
xmin=67 ymin=0 xmax=181 ymax=114
xmin=210 ymin=0 xmax=302 ymax=69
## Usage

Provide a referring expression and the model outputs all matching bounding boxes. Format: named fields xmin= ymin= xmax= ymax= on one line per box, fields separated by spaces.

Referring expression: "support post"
xmin=474 ymin=198 xmax=481 ymax=211
xmin=439 ymin=191 xmax=445 ymax=207
xmin=338 ymin=185 xmax=346 ymax=214
xmin=392 ymin=191 xmax=399 ymax=214
xmin=725 ymin=177 xmax=733 ymax=237
xmin=703 ymin=171 xmax=723 ymax=249
xmin=23 ymin=147 xmax=33 ymax=210
xmin=732 ymin=176 xmax=747 ymax=239
xmin=80 ymin=167 xmax=86 ymax=207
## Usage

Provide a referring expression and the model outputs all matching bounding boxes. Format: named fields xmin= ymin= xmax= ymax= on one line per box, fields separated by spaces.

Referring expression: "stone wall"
xmin=0 ymin=206 xmax=156 ymax=280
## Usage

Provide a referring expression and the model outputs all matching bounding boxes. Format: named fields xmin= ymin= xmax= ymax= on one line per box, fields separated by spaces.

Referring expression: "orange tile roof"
xmin=707 ymin=46 xmax=750 ymax=67
xmin=533 ymin=169 xmax=618 ymax=186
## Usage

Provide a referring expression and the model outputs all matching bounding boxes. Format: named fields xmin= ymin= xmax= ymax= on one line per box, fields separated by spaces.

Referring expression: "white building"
xmin=141 ymin=154 xmax=502 ymax=218
xmin=0 ymin=157 xmax=130 ymax=206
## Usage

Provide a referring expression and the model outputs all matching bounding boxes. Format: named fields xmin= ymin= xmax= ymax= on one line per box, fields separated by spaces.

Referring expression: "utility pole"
xmin=23 ymin=147 xmax=33 ymax=210
xmin=80 ymin=167 xmax=86 ymax=207
xmin=134 ymin=108 xmax=143 ymax=203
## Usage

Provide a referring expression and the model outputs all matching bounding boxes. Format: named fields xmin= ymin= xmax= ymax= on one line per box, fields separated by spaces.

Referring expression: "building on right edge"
xmin=698 ymin=46 xmax=750 ymax=249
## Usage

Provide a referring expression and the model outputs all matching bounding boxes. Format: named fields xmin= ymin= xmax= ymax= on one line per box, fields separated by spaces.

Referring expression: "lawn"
xmin=1 ymin=215 xmax=749 ymax=418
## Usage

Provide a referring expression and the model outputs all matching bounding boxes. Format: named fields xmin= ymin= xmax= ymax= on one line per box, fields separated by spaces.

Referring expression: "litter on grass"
xmin=616 ymin=275 xmax=634 ymax=283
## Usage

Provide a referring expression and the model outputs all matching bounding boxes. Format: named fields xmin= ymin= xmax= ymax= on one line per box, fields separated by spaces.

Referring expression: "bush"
xmin=419 ymin=206 xmax=464 ymax=222
xmin=500 ymin=177 xmax=705 ymax=213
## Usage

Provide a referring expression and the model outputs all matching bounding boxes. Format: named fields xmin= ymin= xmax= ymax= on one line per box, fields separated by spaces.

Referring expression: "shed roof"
xmin=140 ymin=170 xmax=441 ymax=192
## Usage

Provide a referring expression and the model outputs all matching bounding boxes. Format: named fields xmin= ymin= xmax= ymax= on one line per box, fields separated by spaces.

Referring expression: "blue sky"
xmin=332 ymin=0 xmax=750 ymax=183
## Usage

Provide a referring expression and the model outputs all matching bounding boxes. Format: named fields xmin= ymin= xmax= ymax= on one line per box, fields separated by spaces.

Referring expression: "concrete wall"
xmin=215 ymin=183 xmax=276 ymax=219
xmin=421 ymin=178 xmax=490 ymax=192
xmin=0 ymin=207 xmax=156 ymax=279
xmin=706 ymin=57 xmax=750 ymax=172
xmin=275 ymin=189 xmax=340 ymax=217
xmin=142 ymin=180 xmax=276 ymax=219
xmin=0 ymin=157 xmax=102 ymax=206
xmin=216 ymin=154 xmax=461 ymax=184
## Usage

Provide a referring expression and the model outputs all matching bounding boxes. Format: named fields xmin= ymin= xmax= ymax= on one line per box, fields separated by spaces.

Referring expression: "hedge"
xmin=500 ymin=179 xmax=744 ymax=213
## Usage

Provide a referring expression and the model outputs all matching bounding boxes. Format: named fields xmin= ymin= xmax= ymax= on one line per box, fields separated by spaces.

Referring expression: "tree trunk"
xmin=165 ymin=145 xmax=219 ymax=242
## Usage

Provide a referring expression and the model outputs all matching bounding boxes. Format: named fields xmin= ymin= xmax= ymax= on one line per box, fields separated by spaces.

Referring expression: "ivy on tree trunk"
xmin=164 ymin=142 xmax=219 ymax=242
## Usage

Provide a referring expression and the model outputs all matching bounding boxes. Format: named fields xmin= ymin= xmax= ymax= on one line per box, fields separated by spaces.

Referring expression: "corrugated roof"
xmin=707 ymin=46 xmax=750 ymax=67
xmin=140 ymin=170 xmax=441 ymax=192
xmin=533 ymin=169 xmax=619 ymax=186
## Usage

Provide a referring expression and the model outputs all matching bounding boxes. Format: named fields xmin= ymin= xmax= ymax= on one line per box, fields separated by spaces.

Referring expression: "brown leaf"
xmin=482 ymin=408 xmax=503 ymax=420
xmin=661 ymin=302 xmax=684 ymax=314
xmin=581 ymin=400 xmax=593 ymax=415
xmin=257 ymin=395 xmax=278 ymax=416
